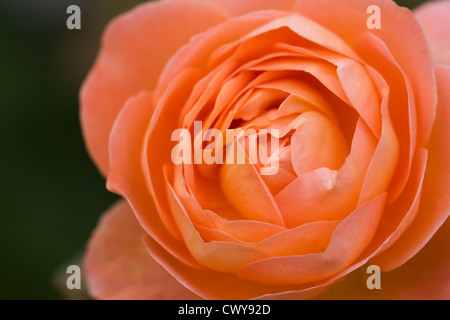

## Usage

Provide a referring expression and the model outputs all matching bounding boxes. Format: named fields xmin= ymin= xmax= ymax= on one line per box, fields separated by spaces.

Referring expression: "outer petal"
xmin=370 ymin=65 xmax=450 ymax=270
xmin=107 ymin=91 xmax=202 ymax=269
xmin=316 ymin=64 xmax=450 ymax=300
xmin=143 ymin=233 xmax=329 ymax=300
xmin=80 ymin=0 xmax=229 ymax=175
xmin=238 ymin=194 xmax=387 ymax=285
xmin=195 ymin=0 xmax=298 ymax=16
xmin=315 ymin=220 xmax=450 ymax=300
xmin=83 ymin=200 xmax=199 ymax=300
xmin=415 ymin=0 xmax=450 ymax=65
xmin=294 ymin=0 xmax=437 ymax=147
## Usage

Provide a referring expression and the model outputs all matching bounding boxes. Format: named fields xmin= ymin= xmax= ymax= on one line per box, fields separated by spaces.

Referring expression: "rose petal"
xmin=415 ymin=0 xmax=450 ymax=65
xmin=245 ymin=15 xmax=358 ymax=59
xmin=310 ymin=149 xmax=432 ymax=299
xmin=310 ymin=149 xmax=428 ymax=294
xmin=333 ymin=57 xmax=382 ymax=139
xmin=368 ymin=149 xmax=428 ymax=257
xmin=166 ymin=179 xmax=270 ymax=273
xmin=220 ymin=143 xmax=285 ymax=226
xmin=143 ymin=233 xmax=323 ymax=300
xmin=261 ymin=166 xmax=297 ymax=195
xmin=155 ymin=10 xmax=288 ymax=101
xmin=204 ymin=210 xmax=286 ymax=242
xmin=254 ymin=71 xmax=336 ymax=119
xmin=295 ymin=0 xmax=437 ymax=147
xmin=276 ymin=119 xmax=377 ymax=226
xmin=290 ymin=111 xmax=348 ymax=175
xmin=183 ymin=164 xmax=243 ymax=220
xmin=315 ymin=219 xmax=450 ymax=300
xmin=358 ymin=88 xmax=399 ymax=205
xmin=80 ymin=0 xmax=229 ymax=175
xmin=369 ymin=64 xmax=450 ymax=271
xmin=238 ymin=193 xmax=387 ymax=285
xmin=236 ymin=88 xmax=289 ymax=121
xmin=181 ymin=62 xmax=244 ymax=128
xmin=202 ymin=70 xmax=256 ymax=129
xmin=199 ymin=0 xmax=298 ymax=16
xmin=107 ymin=90 xmax=202 ymax=269
xmin=249 ymin=57 xmax=350 ymax=104
xmin=143 ymin=68 xmax=206 ymax=241
xmin=272 ymin=43 xmax=383 ymax=138
xmin=83 ymin=200 xmax=199 ymax=300
xmin=356 ymin=32 xmax=416 ymax=203
xmin=255 ymin=220 xmax=340 ymax=256
xmin=195 ymin=224 xmax=247 ymax=244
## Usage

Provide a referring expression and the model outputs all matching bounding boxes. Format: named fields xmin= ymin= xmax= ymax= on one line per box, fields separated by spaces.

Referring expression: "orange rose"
xmin=81 ymin=0 xmax=450 ymax=299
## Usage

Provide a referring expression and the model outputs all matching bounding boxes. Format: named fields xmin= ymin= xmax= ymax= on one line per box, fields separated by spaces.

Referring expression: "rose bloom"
xmin=80 ymin=0 xmax=450 ymax=299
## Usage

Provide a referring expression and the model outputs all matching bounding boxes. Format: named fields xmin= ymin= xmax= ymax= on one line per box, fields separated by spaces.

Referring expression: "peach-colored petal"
xmin=248 ymin=57 xmax=349 ymax=104
xmin=155 ymin=10 xmax=289 ymax=100
xmin=315 ymin=218 xmax=450 ymax=299
xmin=195 ymin=224 xmax=247 ymax=244
xmin=156 ymin=10 xmax=359 ymax=109
xmin=290 ymin=111 xmax=348 ymax=175
xmin=367 ymin=149 xmax=428 ymax=256
xmin=295 ymin=0 xmax=437 ymax=147
xmin=415 ymin=0 xmax=450 ymax=65
xmin=275 ymin=95 xmax=323 ymax=119
xmin=370 ymin=64 xmax=450 ymax=271
xmin=166 ymin=172 xmax=270 ymax=273
xmin=80 ymin=0 xmax=229 ymax=175
xmin=251 ymin=286 xmax=331 ymax=300
xmin=143 ymin=233 xmax=323 ymax=300
xmin=308 ymin=150 xmax=428 ymax=296
xmin=244 ymin=15 xmax=358 ymax=59
xmin=276 ymin=119 xmax=377 ymax=226
xmin=107 ymin=91 xmax=181 ymax=238
xmin=268 ymin=114 xmax=305 ymax=137
xmin=255 ymin=220 xmax=340 ymax=256
xmin=261 ymin=166 xmax=297 ymax=195
xmin=198 ymin=0 xmax=298 ymax=16
xmin=170 ymin=166 xmax=250 ymax=246
xmin=204 ymin=210 xmax=285 ymax=242
xmin=183 ymin=164 xmax=243 ymax=220
xmin=254 ymin=72 xmax=335 ymax=119
xmin=268 ymin=43 xmax=381 ymax=138
xmin=206 ymin=29 xmax=341 ymax=124
xmin=235 ymin=88 xmax=289 ymax=121
xmin=202 ymin=70 xmax=256 ymax=129
xmin=170 ymin=167 xmax=214 ymax=229
xmin=277 ymin=64 xmax=450 ymax=297
xmin=220 ymin=145 xmax=285 ymax=226
xmin=84 ymin=200 xmax=199 ymax=300
xmin=356 ymin=32 xmax=416 ymax=203
xmin=144 ymin=68 xmax=205 ymax=239
xmin=358 ymin=90 xmax=399 ymax=205
xmin=208 ymin=28 xmax=305 ymax=81
xmin=182 ymin=62 xmax=242 ymax=128
xmin=332 ymin=57 xmax=382 ymax=139
xmin=238 ymin=193 xmax=387 ymax=285
xmin=106 ymin=91 xmax=202 ymax=270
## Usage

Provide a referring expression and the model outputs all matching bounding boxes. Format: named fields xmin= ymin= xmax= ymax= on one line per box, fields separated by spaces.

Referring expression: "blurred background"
xmin=0 ymin=0 xmax=433 ymax=299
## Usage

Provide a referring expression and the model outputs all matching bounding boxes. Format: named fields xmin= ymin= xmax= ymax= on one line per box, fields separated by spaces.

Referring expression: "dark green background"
xmin=0 ymin=0 xmax=433 ymax=299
